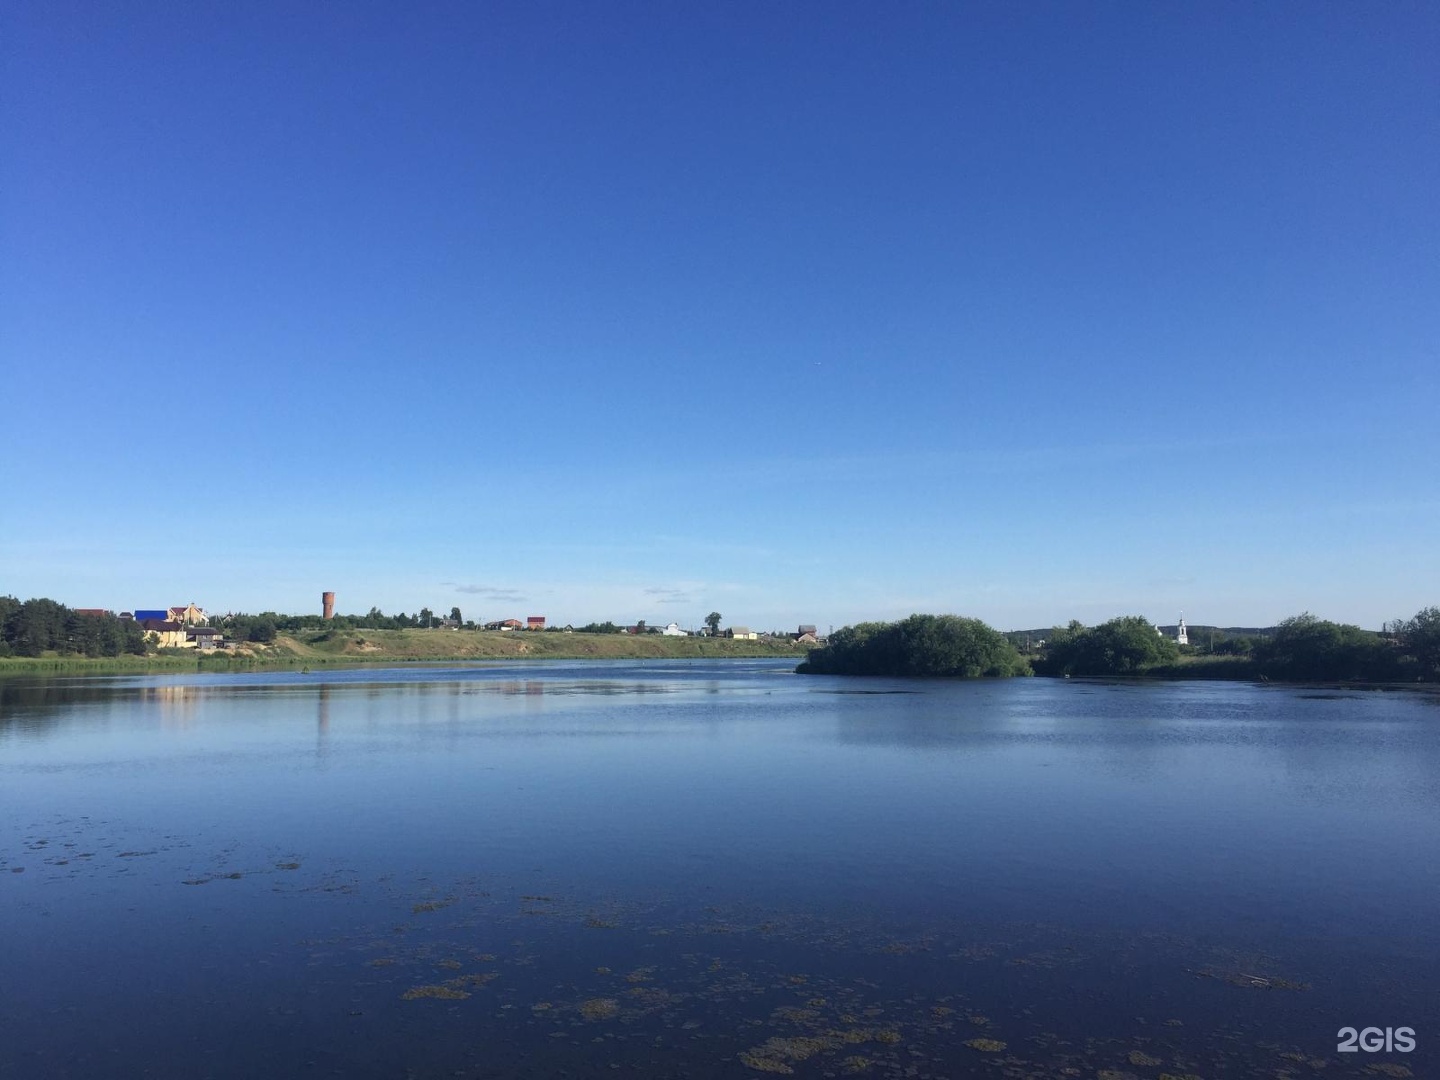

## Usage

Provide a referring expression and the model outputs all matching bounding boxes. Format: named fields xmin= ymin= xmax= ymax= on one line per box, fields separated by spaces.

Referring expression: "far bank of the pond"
xmin=0 ymin=629 xmax=811 ymax=676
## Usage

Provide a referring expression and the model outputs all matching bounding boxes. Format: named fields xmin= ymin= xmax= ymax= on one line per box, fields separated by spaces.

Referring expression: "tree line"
xmin=1039 ymin=609 xmax=1439 ymax=681
xmin=221 ymin=606 xmax=472 ymax=642
xmin=0 ymin=597 xmax=147 ymax=658
xmin=797 ymin=615 xmax=1031 ymax=677
xmin=799 ymin=607 xmax=1440 ymax=682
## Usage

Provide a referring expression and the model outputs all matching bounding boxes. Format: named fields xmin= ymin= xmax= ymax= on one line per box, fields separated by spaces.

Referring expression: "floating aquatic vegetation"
xmin=411 ymin=897 xmax=455 ymax=914
xmin=1128 ymin=1049 xmax=1163 ymax=1066
xmin=579 ymin=997 xmax=620 ymax=1020
xmin=966 ymin=1038 xmax=1007 ymax=1052
xmin=400 ymin=971 xmax=497 ymax=1000
xmin=738 ymin=1050 xmax=796 ymax=1074
xmin=738 ymin=1036 xmax=837 ymax=1073
xmin=455 ymin=973 xmax=498 ymax=988
xmin=401 ymin=984 xmax=469 ymax=1000
xmin=772 ymin=1006 xmax=819 ymax=1024
xmin=1199 ymin=968 xmax=1311 ymax=991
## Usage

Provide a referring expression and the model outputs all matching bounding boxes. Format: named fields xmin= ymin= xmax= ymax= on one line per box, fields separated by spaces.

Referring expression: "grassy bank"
xmin=0 ymin=629 xmax=809 ymax=675
xmin=271 ymin=628 xmax=807 ymax=663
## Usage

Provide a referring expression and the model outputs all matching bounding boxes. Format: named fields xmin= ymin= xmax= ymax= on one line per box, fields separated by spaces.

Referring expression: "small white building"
xmin=727 ymin=626 xmax=758 ymax=641
xmin=661 ymin=622 xmax=688 ymax=636
xmin=1176 ymin=616 xmax=1189 ymax=646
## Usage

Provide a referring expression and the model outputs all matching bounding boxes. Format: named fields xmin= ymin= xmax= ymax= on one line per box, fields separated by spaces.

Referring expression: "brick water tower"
xmin=322 ymin=591 xmax=335 ymax=620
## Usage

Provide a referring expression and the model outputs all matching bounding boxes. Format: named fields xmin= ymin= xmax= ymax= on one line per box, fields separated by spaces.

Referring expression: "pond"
xmin=2 ymin=660 xmax=1435 ymax=1078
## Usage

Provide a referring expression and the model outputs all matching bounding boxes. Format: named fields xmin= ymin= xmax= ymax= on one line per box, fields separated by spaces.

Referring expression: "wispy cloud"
xmin=643 ymin=585 xmax=697 ymax=604
xmin=444 ymin=583 xmax=527 ymax=601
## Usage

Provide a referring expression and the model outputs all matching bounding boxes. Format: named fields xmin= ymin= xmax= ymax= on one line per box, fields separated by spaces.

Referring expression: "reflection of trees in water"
xmin=825 ymin=681 xmax=1440 ymax=803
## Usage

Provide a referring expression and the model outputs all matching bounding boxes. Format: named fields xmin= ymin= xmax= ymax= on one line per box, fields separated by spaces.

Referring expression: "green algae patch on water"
xmin=738 ymin=1027 xmax=898 ymax=1075
xmin=400 ymin=971 xmax=497 ymax=1000
xmin=1129 ymin=1049 xmax=1164 ymax=1066
xmin=738 ymin=1036 xmax=833 ymax=1074
xmin=578 ymin=997 xmax=620 ymax=1021
xmin=965 ymin=1037 xmax=1007 ymax=1052
xmin=401 ymin=984 xmax=470 ymax=1001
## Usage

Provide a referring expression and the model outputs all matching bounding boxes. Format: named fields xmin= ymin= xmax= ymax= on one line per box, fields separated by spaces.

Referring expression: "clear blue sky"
xmin=3 ymin=2 xmax=1436 ymax=631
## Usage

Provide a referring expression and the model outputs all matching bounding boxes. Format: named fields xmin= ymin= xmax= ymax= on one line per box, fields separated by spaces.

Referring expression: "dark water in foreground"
xmin=2 ymin=661 xmax=1436 ymax=1079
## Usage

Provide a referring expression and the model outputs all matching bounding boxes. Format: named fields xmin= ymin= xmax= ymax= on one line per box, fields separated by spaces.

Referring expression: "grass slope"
xmin=0 ymin=630 xmax=809 ymax=674
xmin=274 ymin=628 xmax=807 ymax=662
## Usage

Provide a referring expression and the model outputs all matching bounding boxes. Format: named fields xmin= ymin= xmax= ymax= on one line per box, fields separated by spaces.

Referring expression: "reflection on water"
xmin=1 ymin=661 xmax=1436 ymax=1078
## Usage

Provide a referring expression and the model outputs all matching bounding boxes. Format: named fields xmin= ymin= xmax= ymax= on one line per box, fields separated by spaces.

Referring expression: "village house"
xmin=186 ymin=626 xmax=223 ymax=650
xmin=727 ymin=626 xmax=758 ymax=641
xmin=139 ymin=620 xmax=188 ymax=648
xmin=661 ymin=623 xmax=688 ymax=636
xmin=130 ymin=603 xmax=219 ymax=648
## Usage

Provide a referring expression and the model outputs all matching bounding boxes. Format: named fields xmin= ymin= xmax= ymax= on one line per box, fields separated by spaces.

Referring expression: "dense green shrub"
xmin=797 ymin=614 xmax=1030 ymax=678
xmin=1037 ymin=616 xmax=1179 ymax=677
xmin=1252 ymin=614 xmax=1403 ymax=682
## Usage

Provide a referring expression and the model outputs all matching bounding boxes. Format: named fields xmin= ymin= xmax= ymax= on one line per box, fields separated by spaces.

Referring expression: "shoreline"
xmin=0 ymin=629 xmax=810 ymax=676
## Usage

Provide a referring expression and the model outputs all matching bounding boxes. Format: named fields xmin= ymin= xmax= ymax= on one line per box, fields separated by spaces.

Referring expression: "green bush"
xmin=1039 ymin=616 xmax=1179 ymax=677
xmin=797 ymin=614 xmax=1030 ymax=678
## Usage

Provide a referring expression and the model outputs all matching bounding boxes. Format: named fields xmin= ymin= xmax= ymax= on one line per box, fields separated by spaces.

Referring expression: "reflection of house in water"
xmin=141 ymin=684 xmax=199 ymax=729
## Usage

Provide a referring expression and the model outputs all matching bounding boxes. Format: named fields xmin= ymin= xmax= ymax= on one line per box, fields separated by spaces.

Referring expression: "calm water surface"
xmin=2 ymin=661 xmax=1436 ymax=1078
